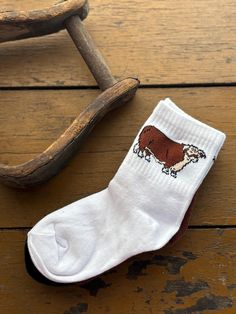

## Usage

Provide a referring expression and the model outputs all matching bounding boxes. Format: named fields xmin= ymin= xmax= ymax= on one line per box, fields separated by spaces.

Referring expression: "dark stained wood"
xmin=0 ymin=229 xmax=236 ymax=313
xmin=0 ymin=78 xmax=139 ymax=188
xmin=0 ymin=0 xmax=88 ymax=43
xmin=0 ymin=87 xmax=234 ymax=227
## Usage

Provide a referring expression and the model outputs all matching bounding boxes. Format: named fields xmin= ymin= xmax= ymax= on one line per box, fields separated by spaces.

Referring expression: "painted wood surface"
xmin=0 ymin=0 xmax=236 ymax=86
xmin=0 ymin=229 xmax=236 ymax=314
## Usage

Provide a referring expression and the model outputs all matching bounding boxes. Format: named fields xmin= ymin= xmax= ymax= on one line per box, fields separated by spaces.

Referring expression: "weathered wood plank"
xmin=0 ymin=87 xmax=234 ymax=227
xmin=0 ymin=229 xmax=235 ymax=313
xmin=1 ymin=0 xmax=236 ymax=86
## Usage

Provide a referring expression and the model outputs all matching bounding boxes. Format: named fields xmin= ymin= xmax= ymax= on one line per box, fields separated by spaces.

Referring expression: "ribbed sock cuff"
xmin=153 ymin=99 xmax=226 ymax=158
xmin=123 ymin=98 xmax=226 ymax=195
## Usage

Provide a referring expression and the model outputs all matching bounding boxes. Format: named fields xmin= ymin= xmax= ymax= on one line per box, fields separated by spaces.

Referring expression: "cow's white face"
xmin=184 ymin=145 xmax=206 ymax=162
xmin=188 ymin=145 xmax=200 ymax=156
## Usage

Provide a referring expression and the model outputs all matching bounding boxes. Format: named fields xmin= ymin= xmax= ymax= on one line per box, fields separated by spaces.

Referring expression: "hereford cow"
xmin=133 ymin=125 xmax=206 ymax=178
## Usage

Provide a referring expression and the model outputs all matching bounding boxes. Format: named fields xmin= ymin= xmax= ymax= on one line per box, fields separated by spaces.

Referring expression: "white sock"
xmin=27 ymin=98 xmax=226 ymax=283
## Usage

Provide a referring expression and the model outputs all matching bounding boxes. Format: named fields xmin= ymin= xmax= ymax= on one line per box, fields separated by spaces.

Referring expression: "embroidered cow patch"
xmin=133 ymin=125 xmax=206 ymax=178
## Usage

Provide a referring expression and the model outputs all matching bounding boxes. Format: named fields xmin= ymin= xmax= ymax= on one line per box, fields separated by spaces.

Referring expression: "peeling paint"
xmin=163 ymin=279 xmax=209 ymax=297
xmin=227 ymin=283 xmax=236 ymax=290
xmin=182 ymin=251 xmax=197 ymax=260
xmin=64 ymin=303 xmax=88 ymax=314
xmin=127 ymin=259 xmax=151 ymax=279
xmin=164 ymin=294 xmax=233 ymax=314
xmin=154 ymin=255 xmax=188 ymax=275
xmin=80 ymin=278 xmax=111 ymax=296
xmin=127 ymin=254 xmax=190 ymax=279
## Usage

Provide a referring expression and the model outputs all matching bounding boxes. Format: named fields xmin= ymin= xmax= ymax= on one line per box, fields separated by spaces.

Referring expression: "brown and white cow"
xmin=133 ymin=125 xmax=206 ymax=178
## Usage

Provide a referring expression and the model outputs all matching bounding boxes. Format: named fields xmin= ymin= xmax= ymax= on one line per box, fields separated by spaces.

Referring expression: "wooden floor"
xmin=0 ymin=1 xmax=236 ymax=313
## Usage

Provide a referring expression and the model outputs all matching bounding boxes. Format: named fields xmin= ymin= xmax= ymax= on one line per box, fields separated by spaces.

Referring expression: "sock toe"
xmin=27 ymin=218 xmax=97 ymax=283
xmin=27 ymin=226 xmax=65 ymax=282
xmin=24 ymin=240 xmax=63 ymax=286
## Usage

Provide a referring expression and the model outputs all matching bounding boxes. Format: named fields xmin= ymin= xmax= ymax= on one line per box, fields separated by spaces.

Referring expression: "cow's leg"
xmin=170 ymin=170 xmax=177 ymax=178
xmin=133 ymin=142 xmax=145 ymax=158
xmin=138 ymin=149 xmax=144 ymax=158
xmin=144 ymin=148 xmax=151 ymax=162
xmin=162 ymin=166 xmax=170 ymax=175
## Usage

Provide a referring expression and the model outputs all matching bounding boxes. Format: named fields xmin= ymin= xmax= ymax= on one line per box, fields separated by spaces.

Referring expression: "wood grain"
xmin=0 ymin=87 xmax=234 ymax=227
xmin=0 ymin=0 xmax=88 ymax=43
xmin=0 ymin=229 xmax=236 ymax=313
xmin=0 ymin=78 xmax=139 ymax=188
xmin=1 ymin=0 xmax=236 ymax=86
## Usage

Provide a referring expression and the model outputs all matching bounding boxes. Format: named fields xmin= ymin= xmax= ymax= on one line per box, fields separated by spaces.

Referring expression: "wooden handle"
xmin=0 ymin=78 xmax=139 ymax=188
xmin=66 ymin=15 xmax=117 ymax=91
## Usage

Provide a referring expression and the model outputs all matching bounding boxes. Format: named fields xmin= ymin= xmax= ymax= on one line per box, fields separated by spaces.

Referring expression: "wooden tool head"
xmin=0 ymin=1 xmax=140 ymax=188
xmin=0 ymin=0 xmax=89 ymax=43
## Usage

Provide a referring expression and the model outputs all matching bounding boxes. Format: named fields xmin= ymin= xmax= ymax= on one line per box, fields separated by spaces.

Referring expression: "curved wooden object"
xmin=0 ymin=0 xmax=88 ymax=43
xmin=0 ymin=78 xmax=139 ymax=188
xmin=0 ymin=1 xmax=140 ymax=187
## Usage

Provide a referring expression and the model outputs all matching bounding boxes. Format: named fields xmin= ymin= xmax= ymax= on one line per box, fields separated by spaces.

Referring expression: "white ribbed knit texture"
xmin=27 ymin=98 xmax=226 ymax=283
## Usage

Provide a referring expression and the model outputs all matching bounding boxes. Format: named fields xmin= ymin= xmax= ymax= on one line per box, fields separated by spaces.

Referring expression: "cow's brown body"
xmin=138 ymin=126 xmax=185 ymax=168
xmin=133 ymin=125 xmax=206 ymax=177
